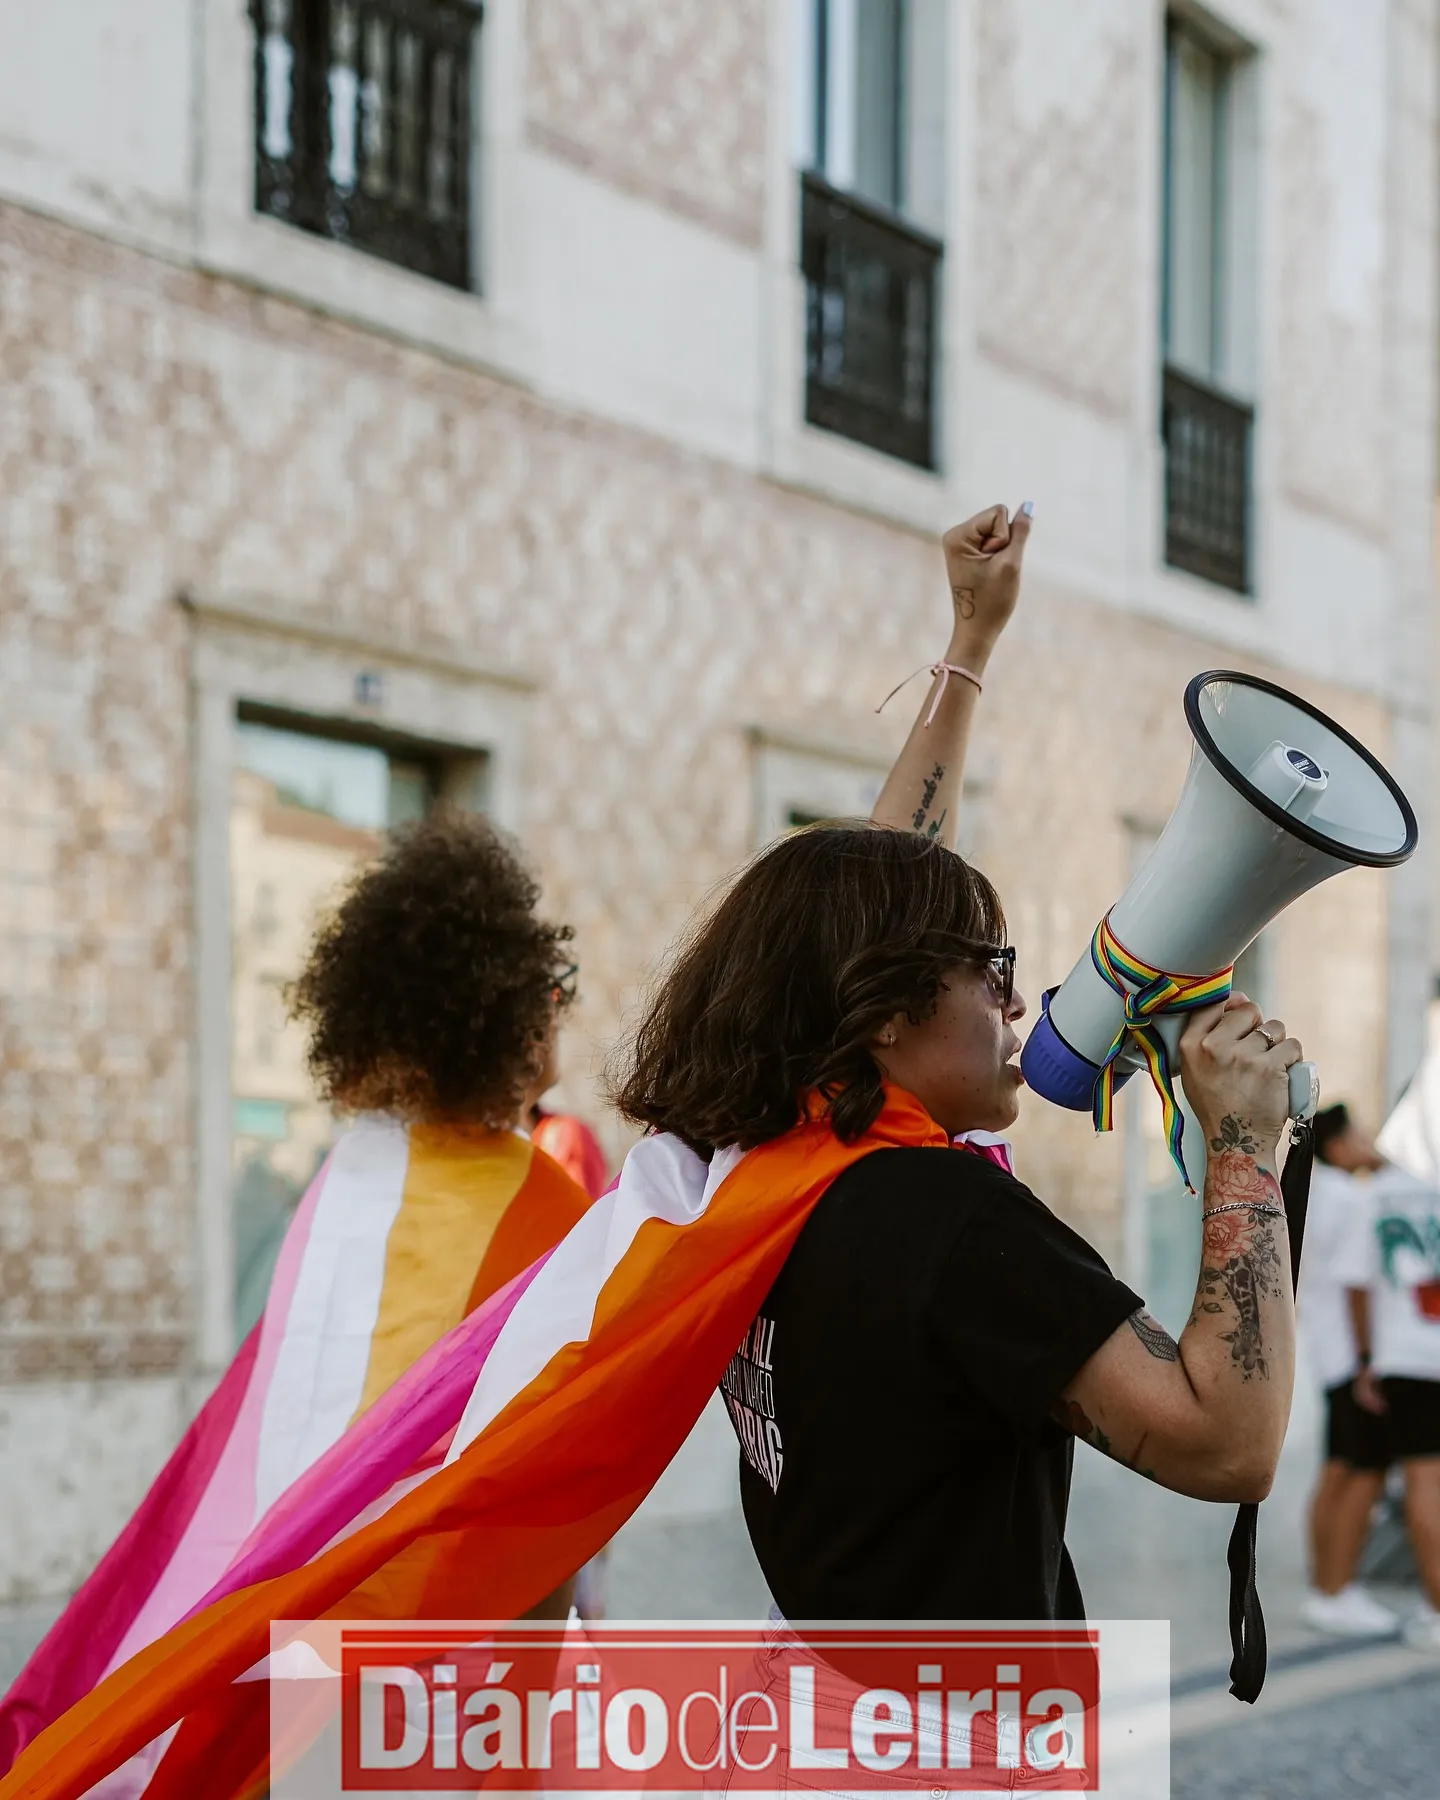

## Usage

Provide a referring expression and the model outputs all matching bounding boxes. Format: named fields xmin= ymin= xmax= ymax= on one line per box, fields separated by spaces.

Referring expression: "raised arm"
xmin=1055 ymin=994 xmax=1301 ymax=1502
xmin=870 ymin=502 xmax=1032 ymax=849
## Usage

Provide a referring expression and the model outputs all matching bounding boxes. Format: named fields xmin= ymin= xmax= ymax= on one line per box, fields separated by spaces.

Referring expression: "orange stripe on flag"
xmin=465 ymin=1141 xmax=594 ymax=1315
xmin=0 ymin=1091 xmax=944 ymax=1800
xmin=353 ymin=1127 xmax=534 ymax=1415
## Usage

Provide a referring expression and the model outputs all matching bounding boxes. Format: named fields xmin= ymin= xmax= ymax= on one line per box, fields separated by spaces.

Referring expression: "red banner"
xmin=335 ymin=1624 xmax=1100 ymax=1792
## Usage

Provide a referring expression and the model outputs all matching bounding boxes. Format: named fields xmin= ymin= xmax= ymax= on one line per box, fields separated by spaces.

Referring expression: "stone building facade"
xmin=0 ymin=0 xmax=1435 ymax=1603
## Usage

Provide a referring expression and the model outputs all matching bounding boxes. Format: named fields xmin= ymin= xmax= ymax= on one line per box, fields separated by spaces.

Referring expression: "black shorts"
xmin=1324 ymin=1380 xmax=1391 ymax=1471
xmin=1380 ymin=1377 xmax=1440 ymax=1460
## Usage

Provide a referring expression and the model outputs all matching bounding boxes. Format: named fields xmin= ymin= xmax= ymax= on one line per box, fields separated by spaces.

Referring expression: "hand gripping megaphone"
xmin=1020 ymin=670 xmax=1418 ymax=1184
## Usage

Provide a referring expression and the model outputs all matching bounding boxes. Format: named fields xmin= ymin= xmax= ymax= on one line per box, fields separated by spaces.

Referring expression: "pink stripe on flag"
xmin=104 ymin=1154 xmax=334 ymax=1675
xmin=955 ymin=1136 xmax=1015 ymax=1177
xmin=0 ymin=1324 xmax=261 ymax=1773
xmin=185 ymin=1251 xmax=552 ymax=1617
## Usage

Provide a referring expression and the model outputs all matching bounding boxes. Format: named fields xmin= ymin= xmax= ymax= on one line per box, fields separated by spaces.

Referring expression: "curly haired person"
xmin=3 ymin=812 xmax=597 ymax=1761
xmin=293 ymin=806 xmax=605 ymax=1185
xmin=295 ymin=809 xmax=577 ymax=1127
xmin=259 ymin=811 xmax=595 ymax=1609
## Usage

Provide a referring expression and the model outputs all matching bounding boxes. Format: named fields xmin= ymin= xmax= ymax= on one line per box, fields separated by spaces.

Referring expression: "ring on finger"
xmin=1256 ymin=1025 xmax=1277 ymax=1051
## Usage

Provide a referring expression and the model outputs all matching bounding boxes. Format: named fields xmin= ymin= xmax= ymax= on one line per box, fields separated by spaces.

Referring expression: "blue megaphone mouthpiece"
xmin=1021 ymin=989 xmax=1133 ymax=1113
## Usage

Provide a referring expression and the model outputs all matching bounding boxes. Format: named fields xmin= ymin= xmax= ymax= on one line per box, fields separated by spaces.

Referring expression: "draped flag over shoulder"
xmin=0 ymin=1119 xmax=589 ymax=1787
xmin=0 ymin=1090 xmax=952 ymax=1800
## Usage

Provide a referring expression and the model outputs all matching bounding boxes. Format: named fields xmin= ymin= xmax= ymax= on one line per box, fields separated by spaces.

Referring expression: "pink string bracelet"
xmin=875 ymin=661 xmax=984 ymax=727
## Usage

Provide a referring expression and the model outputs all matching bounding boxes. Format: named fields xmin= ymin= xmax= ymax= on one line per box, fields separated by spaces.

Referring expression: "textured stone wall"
xmin=0 ymin=222 xmax=195 ymax=1384
xmin=524 ymin=0 xmax=768 ymax=247
xmin=0 ymin=202 xmax=1395 ymax=1410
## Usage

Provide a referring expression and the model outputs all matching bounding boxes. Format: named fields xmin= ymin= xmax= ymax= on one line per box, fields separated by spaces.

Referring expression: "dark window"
xmin=801 ymin=171 xmax=941 ymax=470
xmin=805 ymin=1 xmax=940 ymax=470
xmin=1162 ymin=367 xmax=1253 ymax=592
xmin=249 ymin=0 xmax=481 ymax=290
xmin=1161 ymin=17 xmax=1253 ymax=593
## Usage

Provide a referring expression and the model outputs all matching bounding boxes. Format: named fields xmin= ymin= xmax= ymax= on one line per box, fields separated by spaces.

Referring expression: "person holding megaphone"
xmin=615 ymin=502 xmax=1308 ymax=1629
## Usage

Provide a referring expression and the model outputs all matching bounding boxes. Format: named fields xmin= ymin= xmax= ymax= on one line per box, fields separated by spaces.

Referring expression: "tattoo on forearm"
xmin=911 ymin=763 xmax=946 ymax=833
xmin=1209 ymin=1114 xmax=1262 ymax=1157
xmin=1053 ymin=1398 xmax=1159 ymax=1482
xmin=925 ymin=808 xmax=948 ymax=842
xmin=1127 ymin=1309 xmax=1180 ymax=1362
xmin=1208 ymin=1253 xmax=1267 ymax=1376
xmin=952 ymin=586 xmax=976 ymax=620
xmin=1190 ymin=1152 xmax=1286 ymax=1380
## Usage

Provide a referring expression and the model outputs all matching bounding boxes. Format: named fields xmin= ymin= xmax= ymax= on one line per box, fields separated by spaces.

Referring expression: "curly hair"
xmin=610 ymin=823 xmax=1005 ymax=1153
xmin=291 ymin=809 xmax=574 ymax=1126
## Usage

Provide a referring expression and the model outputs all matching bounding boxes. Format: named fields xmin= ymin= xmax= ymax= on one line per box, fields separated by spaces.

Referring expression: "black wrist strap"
xmin=1226 ymin=1117 xmax=1313 ymax=1703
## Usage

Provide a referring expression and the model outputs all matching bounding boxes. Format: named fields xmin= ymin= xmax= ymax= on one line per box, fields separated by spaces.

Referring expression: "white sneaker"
xmin=1401 ymin=1602 xmax=1440 ymax=1650
xmin=1300 ymin=1584 xmax=1401 ymax=1637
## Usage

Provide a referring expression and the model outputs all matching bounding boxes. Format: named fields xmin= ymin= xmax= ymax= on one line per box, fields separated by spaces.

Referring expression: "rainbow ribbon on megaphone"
xmin=1090 ymin=915 xmax=1234 ymax=1192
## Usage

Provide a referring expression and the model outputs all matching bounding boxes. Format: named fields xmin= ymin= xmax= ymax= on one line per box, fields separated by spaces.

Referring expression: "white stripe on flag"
xmin=447 ymin=1137 xmax=744 ymax=1459
xmin=255 ymin=1119 xmax=411 ymax=1516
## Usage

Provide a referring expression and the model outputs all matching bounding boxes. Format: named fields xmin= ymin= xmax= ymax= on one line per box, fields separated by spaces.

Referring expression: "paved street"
xmin=1171 ymin=1648 xmax=1440 ymax=1799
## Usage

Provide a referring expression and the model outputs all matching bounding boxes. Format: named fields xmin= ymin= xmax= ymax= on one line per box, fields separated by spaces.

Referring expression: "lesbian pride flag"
xmin=0 ymin=1120 xmax=589 ymax=1785
xmin=1 ymin=1091 xmax=983 ymax=1800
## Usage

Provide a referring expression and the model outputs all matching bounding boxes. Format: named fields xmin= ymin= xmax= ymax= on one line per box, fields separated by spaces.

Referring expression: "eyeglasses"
xmin=982 ymin=945 xmax=1016 ymax=1008
xmin=553 ymin=961 xmax=580 ymax=1005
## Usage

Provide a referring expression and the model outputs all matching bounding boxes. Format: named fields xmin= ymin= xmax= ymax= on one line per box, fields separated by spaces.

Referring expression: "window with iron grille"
xmin=801 ymin=0 xmax=942 ymax=470
xmin=1160 ymin=17 xmax=1256 ymax=593
xmin=250 ymin=0 xmax=481 ymax=290
xmin=1162 ymin=366 xmax=1253 ymax=593
xmin=801 ymin=173 xmax=940 ymax=470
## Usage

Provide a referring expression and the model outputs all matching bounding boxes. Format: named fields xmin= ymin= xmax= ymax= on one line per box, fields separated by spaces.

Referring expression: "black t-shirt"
xmin=720 ymin=1146 xmax=1142 ymax=1623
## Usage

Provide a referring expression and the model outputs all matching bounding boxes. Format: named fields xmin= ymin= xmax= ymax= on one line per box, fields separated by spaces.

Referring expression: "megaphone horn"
xmin=1019 ymin=670 xmax=1418 ymax=1185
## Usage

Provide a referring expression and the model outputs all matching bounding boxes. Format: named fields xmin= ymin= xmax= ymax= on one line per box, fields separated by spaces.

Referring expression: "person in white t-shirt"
xmin=1298 ymin=1105 xmax=1399 ymax=1637
xmin=1354 ymin=1149 xmax=1440 ymax=1650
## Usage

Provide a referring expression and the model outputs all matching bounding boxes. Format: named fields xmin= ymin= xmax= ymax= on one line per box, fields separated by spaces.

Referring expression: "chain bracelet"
xmin=1201 ymin=1200 xmax=1285 ymax=1221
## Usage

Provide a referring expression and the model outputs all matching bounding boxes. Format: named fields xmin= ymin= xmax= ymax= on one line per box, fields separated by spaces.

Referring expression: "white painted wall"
xmin=1293 ymin=0 xmax=1388 ymax=326
xmin=0 ymin=0 xmax=196 ymax=256
xmin=518 ymin=153 xmax=765 ymax=471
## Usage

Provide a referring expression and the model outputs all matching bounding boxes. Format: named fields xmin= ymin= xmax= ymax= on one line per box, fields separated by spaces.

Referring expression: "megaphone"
xmin=1020 ymin=670 xmax=1418 ymax=1180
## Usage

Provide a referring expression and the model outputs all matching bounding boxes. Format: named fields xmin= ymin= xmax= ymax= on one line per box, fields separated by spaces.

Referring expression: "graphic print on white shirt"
xmin=1368 ymin=1166 xmax=1440 ymax=1383
xmin=721 ymin=1313 xmax=784 ymax=1493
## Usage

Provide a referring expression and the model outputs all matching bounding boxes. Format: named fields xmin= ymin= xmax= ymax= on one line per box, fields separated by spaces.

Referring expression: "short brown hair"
xmin=291 ymin=809 xmax=574 ymax=1126
xmin=1312 ymin=1103 xmax=1352 ymax=1165
xmin=611 ymin=824 xmax=1005 ymax=1153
